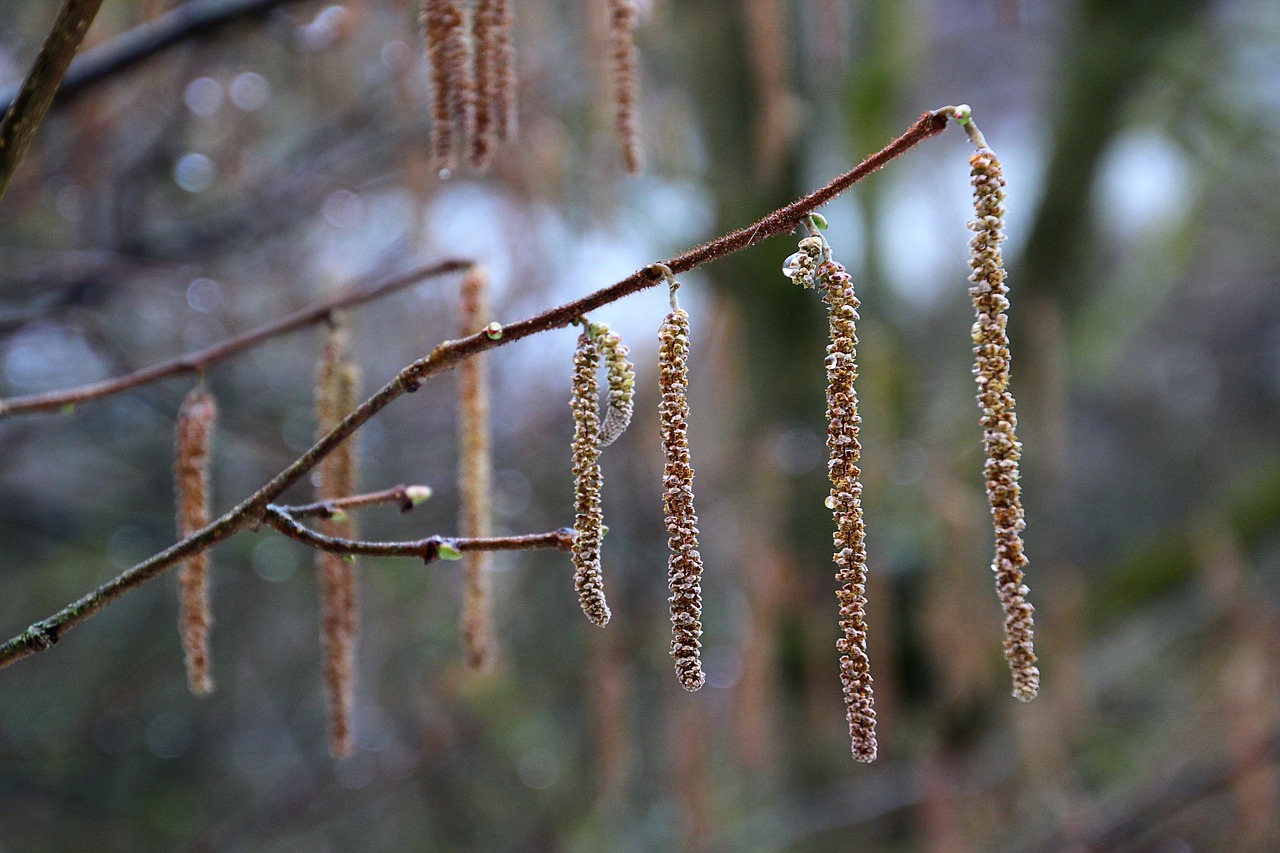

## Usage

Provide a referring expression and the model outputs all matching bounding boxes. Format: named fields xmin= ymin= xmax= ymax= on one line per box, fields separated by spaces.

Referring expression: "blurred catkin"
xmin=175 ymin=387 xmax=217 ymax=697
xmin=315 ymin=325 xmax=362 ymax=757
xmin=470 ymin=0 xmax=516 ymax=168
xmin=821 ymin=250 xmax=878 ymax=762
xmin=591 ymin=322 xmax=635 ymax=447
xmin=421 ymin=0 xmax=473 ymax=174
xmin=607 ymin=0 xmax=642 ymax=174
xmin=968 ymin=148 xmax=1039 ymax=702
xmin=659 ymin=307 xmax=705 ymax=691
xmin=571 ymin=330 xmax=611 ymax=626
xmin=458 ymin=267 xmax=495 ymax=670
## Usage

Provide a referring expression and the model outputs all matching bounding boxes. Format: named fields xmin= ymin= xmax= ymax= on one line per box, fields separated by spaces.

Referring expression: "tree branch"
xmin=0 ymin=259 xmax=473 ymax=418
xmin=0 ymin=0 xmax=105 ymax=203
xmin=264 ymin=505 xmax=574 ymax=560
xmin=0 ymin=0 xmax=314 ymax=117
xmin=277 ymin=485 xmax=433 ymax=520
xmin=0 ymin=109 xmax=951 ymax=671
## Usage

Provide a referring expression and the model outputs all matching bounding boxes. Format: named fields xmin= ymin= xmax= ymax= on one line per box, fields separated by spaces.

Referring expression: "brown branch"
xmin=0 ymin=0 xmax=105 ymax=203
xmin=0 ymin=260 xmax=473 ymax=418
xmin=278 ymin=485 xmax=433 ymax=520
xmin=264 ymin=505 xmax=574 ymax=561
xmin=0 ymin=109 xmax=951 ymax=670
xmin=0 ymin=0 xmax=312 ymax=116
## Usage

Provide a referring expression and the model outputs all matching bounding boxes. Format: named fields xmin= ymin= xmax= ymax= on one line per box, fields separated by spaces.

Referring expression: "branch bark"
xmin=0 ymin=0 xmax=105 ymax=203
xmin=0 ymin=110 xmax=951 ymax=670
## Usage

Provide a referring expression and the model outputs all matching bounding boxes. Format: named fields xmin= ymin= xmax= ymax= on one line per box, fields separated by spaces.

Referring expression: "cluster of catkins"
xmin=566 ymin=283 xmax=707 ymax=691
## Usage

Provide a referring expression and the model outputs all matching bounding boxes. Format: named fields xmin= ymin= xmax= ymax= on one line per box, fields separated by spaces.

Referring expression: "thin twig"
xmin=0 ymin=0 xmax=105 ymax=203
xmin=264 ymin=505 xmax=574 ymax=561
xmin=0 ymin=260 xmax=473 ymax=418
xmin=0 ymin=110 xmax=951 ymax=670
xmin=277 ymin=485 xmax=432 ymax=520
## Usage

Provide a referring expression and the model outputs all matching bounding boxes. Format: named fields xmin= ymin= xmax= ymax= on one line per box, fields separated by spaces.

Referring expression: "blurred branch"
xmin=0 ymin=259 xmax=473 ymax=418
xmin=0 ymin=108 xmax=951 ymax=670
xmin=264 ymin=505 xmax=575 ymax=560
xmin=0 ymin=0 xmax=313 ymax=116
xmin=0 ymin=0 xmax=105 ymax=203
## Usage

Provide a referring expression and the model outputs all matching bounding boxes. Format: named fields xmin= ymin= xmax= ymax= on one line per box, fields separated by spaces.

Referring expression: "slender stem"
xmin=0 ymin=260 xmax=473 ymax=418
xmin=0 ymin=0 xmax=105 ymax=203
xmin=279 ymin=485 xmax=432 ymax=520
xmin=0 ymin=110 xmax=951 ymax=670
xmin=264 ymin=505 xmax=574 ymax=560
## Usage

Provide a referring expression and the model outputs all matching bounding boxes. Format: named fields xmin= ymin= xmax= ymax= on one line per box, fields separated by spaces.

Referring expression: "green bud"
xmin=810 ymin=213 xmax=829 ymax=230
xmin=437 ymin=541 xmax=463 ymax=560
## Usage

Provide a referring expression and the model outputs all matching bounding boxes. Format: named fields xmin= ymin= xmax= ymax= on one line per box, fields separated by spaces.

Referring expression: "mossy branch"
xmin=0 ymin=109 xmax=952 ymax=671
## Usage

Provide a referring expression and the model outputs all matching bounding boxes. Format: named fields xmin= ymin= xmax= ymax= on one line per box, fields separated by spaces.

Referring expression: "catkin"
xmin=822 ymin=256 xmax=878 ymax=762
xmin=315 ymin=325 xmax=362 ymax=757
xmin=175 ymin=387 xmax=217 ymax=697
xmin=968 ymin=148 xmax=1039 ymax=702
xmin=571 ymin=330 xmax=611 ymax=626
xmin=608 ymin=0 xmax=642 ymax=175
xmin=470 ymin=0 xmax=516 ymax=168
xmin=590 ymin=322 xmax=635 ymax=447
xmin=659 ymin=308 xmax=705 ymax=691
xmin=421 ymin=0 xmax=473 ymax=174
xmin=458 ymin=267 xmax=495 ymax=670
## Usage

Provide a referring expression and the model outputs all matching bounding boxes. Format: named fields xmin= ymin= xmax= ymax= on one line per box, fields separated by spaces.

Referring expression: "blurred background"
xmin=1 ymin=0 xmax=1279 ymax=850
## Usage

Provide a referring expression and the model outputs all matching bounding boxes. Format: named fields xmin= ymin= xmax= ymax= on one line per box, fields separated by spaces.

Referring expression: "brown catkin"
xmin=470 ymin=0 xmax=516 ymax=168
xmin=968 ymin=148 xmax=1039 ymax=701
xmin=458 ymin=267 xmax=495 ymax=670
xmin=175 ymin=387 xmax=217 ymax=697
xmin=571 ymin=330 xmax=611 ymax=626
xmin=591 ymin=322 xmax=635 ymax=447
xmin=659 ymin=308 xmax=705 ymax=691
xmin=315 ymin=325 xmax=362 ymax=757
xmin=421 ymin=0 xmax=472 ymax=175
xmin=822 ymin=256 xmax=877 ymax=762
xmin=608 ymin=0 xmax=642 ymax=175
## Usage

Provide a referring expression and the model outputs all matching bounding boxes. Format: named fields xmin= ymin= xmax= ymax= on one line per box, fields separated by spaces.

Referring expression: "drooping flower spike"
xmin=570 ymin=324 xmax=611 ymax=626
xmin=589 ymin=321 xmax=635 ymax=448
xmin=458 ymin=267 xmax=495 ymax=670
xmin=655 ymin=267 xmax=706 ymax=691
xmin=175 ymin=385 xmax=217 ymax=697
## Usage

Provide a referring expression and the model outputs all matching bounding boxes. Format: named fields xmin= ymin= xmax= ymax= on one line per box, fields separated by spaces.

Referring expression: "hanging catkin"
xmin=590 ymin=322 xmax=635 ymax=447
xmin=421 ymin=0 xmax=473 ymax=175
xmin=570 ymin=329 xmax=611 ymax=626
xmin=470 ymin=0 xmax=516 ymax=168
xmin=607 ymin=0 xmax=642 ymax=174
xmin=458 ymin=267 xmax=495 ymax=670
xmin=817 ymin=240 xmax=878 ymax=762
xmin=315 ymin=324 xmax=362 ymax=757
xmin=968 ymin=147 xmax=1039 ymax=702
xmin=659 ymin=305 xmax=705 ymax=691
xmin=175 ymin=386 xmax=217 ymax=697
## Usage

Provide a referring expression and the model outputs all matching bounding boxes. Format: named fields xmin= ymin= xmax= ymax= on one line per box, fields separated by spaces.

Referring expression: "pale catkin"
xmin=608 ymin=0 xmax=642 ymax=175
xmin=175 ymin=387 xmax=217 ymax=697
xmin=591 ymin=322 xmax=635 ymax=447
xmin=968 ymin=148 xmax=1039 ymax=701
xmin=822 ymin=257 xmax=878 ymax=762
xmin=659 ymin=308 xmax=705 ymax=691
xmin=458 ymin=268 xmax=495 ymax=670
xmin=315 ymin=326 xmax=362 ymax=757
xmin=571 ymin=331 xmax=611 ymax=626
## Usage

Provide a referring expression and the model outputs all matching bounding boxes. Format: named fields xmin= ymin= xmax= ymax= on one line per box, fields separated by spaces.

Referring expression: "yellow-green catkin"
xmin=659 ymin=307 xmax=705 ymax=691
xmin=315 ymin=324 xmax=362 ymax=757
xmin=571 ymin=330 xmax=611 ymax=626
xmin=819 ymin=247 xmax=878 ymax=762
xmin=968 ymin=147 xmax=1039 ymax=702
xmin=590 ymin=322 xmax=635 ymax=447
xmin=458 ymin=267 xmax=495 ymax=670
xmin=175 ymin=387 xmax=217 ymax=697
